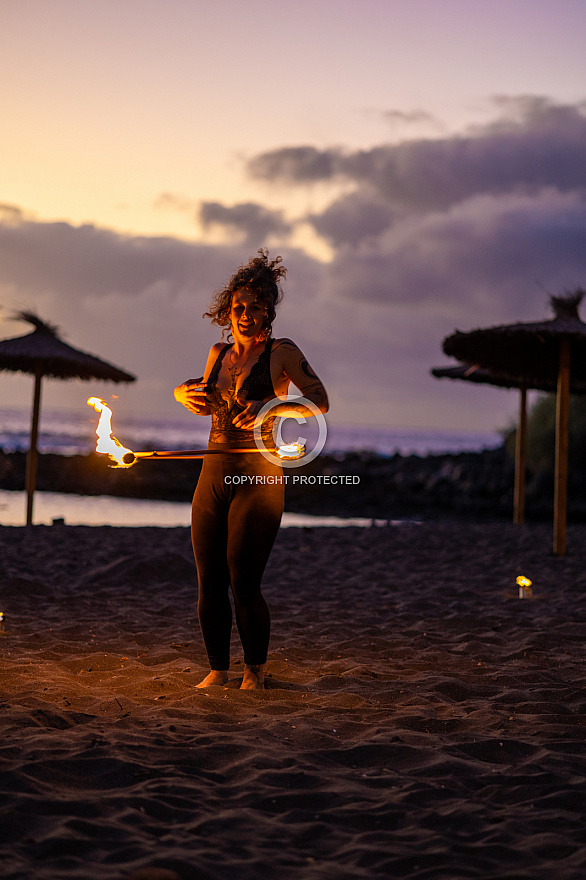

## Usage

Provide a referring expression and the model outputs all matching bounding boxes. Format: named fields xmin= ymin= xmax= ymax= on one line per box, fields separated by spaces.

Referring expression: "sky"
xmin=1 ymin=0 xmax=586 ymax=435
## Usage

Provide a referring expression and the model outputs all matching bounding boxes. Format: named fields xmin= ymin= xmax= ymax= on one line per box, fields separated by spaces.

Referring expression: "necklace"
xmin=226 ymin=344 xmax=259 ymax=404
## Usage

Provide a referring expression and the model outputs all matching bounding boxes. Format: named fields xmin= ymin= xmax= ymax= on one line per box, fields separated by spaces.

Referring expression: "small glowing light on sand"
xmin=516 ymin=575 xmax=533 ymax=598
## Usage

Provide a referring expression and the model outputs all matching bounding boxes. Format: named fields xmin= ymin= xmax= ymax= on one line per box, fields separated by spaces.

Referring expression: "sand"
xmin=1 ymin=522 xmax=585 ymax=880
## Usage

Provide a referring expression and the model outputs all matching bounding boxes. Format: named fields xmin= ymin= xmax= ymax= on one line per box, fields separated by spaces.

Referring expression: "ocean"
xmin=0 ymin=406 xmax=502 ymax=527
xmin=0 ymin=406 xmax=502 ymax=458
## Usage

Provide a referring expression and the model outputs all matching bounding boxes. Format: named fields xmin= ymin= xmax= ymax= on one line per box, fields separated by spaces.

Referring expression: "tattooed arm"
xmin=232 ymin=338 xmax=328 ymax=428
xmin=232 ymin=338 xmax=328 ymax=429
xmin=272 ymin=338 xmax=329 ymax=415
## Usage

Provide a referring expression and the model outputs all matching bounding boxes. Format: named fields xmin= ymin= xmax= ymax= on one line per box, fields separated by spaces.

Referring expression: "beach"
xmin=1 ymin=522 xmax=585 ymax=880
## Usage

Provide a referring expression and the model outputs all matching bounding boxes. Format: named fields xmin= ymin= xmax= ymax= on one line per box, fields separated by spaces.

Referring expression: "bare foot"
xmin=196 ymin=670 xmax=229 ymax=688
xmin=240 ymin=664 xmax=265 ymax=690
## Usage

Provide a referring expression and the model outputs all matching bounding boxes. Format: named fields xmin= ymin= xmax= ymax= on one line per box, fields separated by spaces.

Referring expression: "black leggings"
xmin=191 ymin=451 xmax=285 ymax=670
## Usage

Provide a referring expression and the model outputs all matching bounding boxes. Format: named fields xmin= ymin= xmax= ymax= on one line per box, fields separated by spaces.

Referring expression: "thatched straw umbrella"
xmin=0 ymin=312 xmax=135 ymax=524
xmin=442 ymin=291 xmax=586 ymax=554
xmin=431 ymin=363 xmax=586 ymax=527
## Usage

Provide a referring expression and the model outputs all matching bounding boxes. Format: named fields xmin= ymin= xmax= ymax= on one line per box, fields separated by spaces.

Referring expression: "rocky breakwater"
xmin=0 ymin=445 xmax=528 ymax=520
xmin=285 ymin=446 xmax=516 ymax=519
xmin=0 ymin=450 xmax=203 ymax=503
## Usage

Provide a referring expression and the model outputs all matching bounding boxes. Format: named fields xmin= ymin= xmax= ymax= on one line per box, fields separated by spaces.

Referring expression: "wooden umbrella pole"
xmin=554 ymin=339 xmax=571 ymax=555
xmin=513 ymin=385 xmax=527 ymax=525
xmin=25 ymin=364 xmax=43 ymax=526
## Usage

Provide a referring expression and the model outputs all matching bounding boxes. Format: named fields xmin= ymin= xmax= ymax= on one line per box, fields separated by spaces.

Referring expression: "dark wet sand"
xmin=1 ymin=523 xmax=585 ymax=880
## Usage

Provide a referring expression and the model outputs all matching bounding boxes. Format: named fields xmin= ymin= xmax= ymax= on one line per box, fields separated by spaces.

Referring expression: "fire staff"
xmin=174 ymin=250 xmax=328 ymax=690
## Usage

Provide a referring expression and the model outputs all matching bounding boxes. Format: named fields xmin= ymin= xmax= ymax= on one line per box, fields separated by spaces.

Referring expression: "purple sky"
xmin=1 ymin=1 xmax=586 ymax=434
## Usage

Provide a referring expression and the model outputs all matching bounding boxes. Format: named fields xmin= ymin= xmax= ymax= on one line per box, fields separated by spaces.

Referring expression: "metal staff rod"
xmin=120 ymin=446 xmax=304 ymax=466
xmin=127 ymin=447 xmax=259 ymax=463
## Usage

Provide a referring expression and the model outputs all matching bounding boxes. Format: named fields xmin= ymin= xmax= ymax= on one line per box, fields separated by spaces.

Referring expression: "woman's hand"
xmin=174 ymin=381 xmax=211 ymax=416
xmin=231 ymin=398 xmax=265 ymax=430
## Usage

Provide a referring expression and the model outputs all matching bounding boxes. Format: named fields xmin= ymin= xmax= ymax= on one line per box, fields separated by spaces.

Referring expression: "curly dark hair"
xmin=204 ymin=249 xmax=286 ymax=337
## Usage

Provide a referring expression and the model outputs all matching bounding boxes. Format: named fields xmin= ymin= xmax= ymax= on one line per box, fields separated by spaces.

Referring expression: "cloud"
xmin=325 ymin=188 xmax=586 ymax=315
xmin=382 ymin=108 xmax=442 ymax=133
xmin=199 ymin=201 xmax=292 ymax=245
xmin=308 ymin=193 xmax=396 ymax=247
xmin=0 ymin=203 xmax=25 ymax=224
xmin=240 ymin=96 xmax=586 ymax=430
xmin=247 ymin=146 xmax=338 ymax=185
xmin=0 ymin=208 xmax=235 ymax=299
xmin=384 ymin=109 xmax=438 ymax=125
xmin=248 ymin=97 xmax=586 ymax=211
xmin=244 ymin=96 xmax=586 ymax=322
xmin=0 ymin=207 xmax=329 ymax=418
xmin=152 ymin=192 xmax=197 ymax=214
xmin=4 ymin=95 xmax=586 ymax=433
xmin=0 ymin=202 xmax=538 ymax=431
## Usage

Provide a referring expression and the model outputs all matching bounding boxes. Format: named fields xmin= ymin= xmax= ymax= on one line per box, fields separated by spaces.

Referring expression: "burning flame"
xmin=276 ymin=441 xmax=305 ymax=460
xmin=87 ymin=397 xmax=135 ymax=468
xmin=516 ymin=575 xmax=533 ymax=598
xmin=87 ymin=397 xmax=306 ymax=465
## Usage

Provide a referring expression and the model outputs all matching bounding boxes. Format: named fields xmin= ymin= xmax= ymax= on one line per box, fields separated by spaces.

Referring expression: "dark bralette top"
xmin=199 ymin=338 xmax=278 ymax=448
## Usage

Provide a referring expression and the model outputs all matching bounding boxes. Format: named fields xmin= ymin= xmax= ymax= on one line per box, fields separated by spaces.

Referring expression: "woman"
xmin=174 ymin=251 xmax=328 ymax=689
